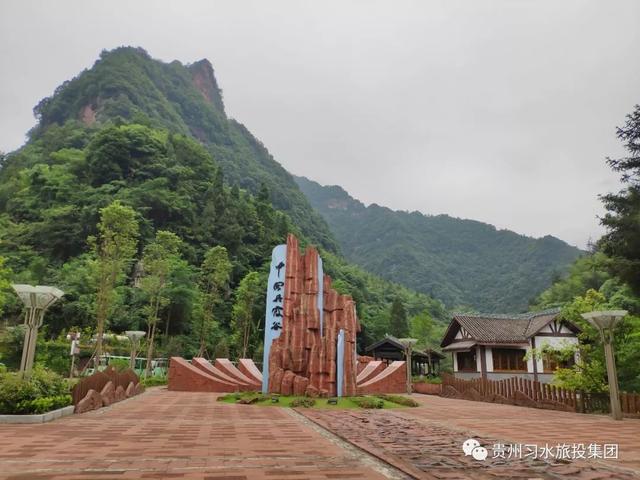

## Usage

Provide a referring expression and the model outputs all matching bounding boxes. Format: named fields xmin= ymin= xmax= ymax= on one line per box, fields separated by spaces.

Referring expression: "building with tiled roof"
xmin=440 ymin=309 xmax=581 ymax=383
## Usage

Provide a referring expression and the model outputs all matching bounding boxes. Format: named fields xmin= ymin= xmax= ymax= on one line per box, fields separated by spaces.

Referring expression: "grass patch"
xmin=141 ymin=376 xmax=168 ymax=387
xmin=376 ymin=394 xmax=420 ymax=407
xmin=216 ymin=392 xmax=401 ymax=409
xmin=412 ymin=376 xmax=442 ymax=384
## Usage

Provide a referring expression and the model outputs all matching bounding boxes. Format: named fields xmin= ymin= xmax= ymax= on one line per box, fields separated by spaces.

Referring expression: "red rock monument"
xmin=267 ymin=234 xmax=359 ymax=397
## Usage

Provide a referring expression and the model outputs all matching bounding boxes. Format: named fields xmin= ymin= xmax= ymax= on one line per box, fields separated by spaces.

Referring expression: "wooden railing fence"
xmin=441 ymin=374 xmax=640 ymax=417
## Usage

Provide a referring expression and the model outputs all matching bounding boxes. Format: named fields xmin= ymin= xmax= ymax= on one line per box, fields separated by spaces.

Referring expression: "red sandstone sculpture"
xmin=166 ymin=234 xmax=408 ymax=396
xmin=267 ymin=235 xmax=360 ymax=397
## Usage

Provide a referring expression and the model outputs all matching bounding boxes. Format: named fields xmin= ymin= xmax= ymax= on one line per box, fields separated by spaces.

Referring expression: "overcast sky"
xmin=1 ymin=1 xmax=639 ymax=248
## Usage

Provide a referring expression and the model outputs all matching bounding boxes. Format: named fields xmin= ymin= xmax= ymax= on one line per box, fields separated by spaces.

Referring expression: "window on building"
xmin=542 ymin=354 xmax=575 ymax=373
xmin=492 ymin=348 xmax=527 ymax=372
xmin=456 ymin=350 xmax=476 ymax=372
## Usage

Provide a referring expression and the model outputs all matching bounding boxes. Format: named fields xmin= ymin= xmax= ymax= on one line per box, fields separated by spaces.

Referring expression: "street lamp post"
xmin=12 ymin=284 xmax=64 ymax=378
xmin=66 ymin=332 xmax=81 ymax=378
xmin=125 ymin=330 xmax=146 ymax=371
xmin=399 ymin=338 xmax=418 ymax=395
xmin=581 ymin=310 xmax=627 ymax=421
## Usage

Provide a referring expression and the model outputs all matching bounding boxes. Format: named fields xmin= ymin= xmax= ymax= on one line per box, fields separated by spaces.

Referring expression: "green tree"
xmin=231 ymin=271 xmax=263 ymax=358
xmin=196 ymin=246 xmax=232 ymax=357
xmin=548 ymin=289 xmax=623 ymax=391
xmin=600 ymin=104 xmax=640 ymax=294
xmin=139 ymin=230 xmax=182 ymax=376
xmin=389 ymin=298 xmax=409 ymax=338
xmin=0 ymin=256 xmax=12 ymax=317
xmin=410 ymin=309 xmax=434 ymax=347
xmin=91 ymin=201 xmax=139 ymax=368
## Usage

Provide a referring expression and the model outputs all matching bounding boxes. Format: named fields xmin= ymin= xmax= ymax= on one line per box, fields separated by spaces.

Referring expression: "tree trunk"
xmin=164 ymin=310 xmax=171 ymax=339
xmin=241 ymin=318 xmax=249 ymax=359
xmin=145 ymin=295 xmax=160 ymax=378
xmin=94 ymin=274 xmax=109 ymax=369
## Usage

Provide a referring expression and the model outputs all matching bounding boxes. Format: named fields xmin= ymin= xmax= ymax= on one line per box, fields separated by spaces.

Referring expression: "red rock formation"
xmin=267 ymin=234 xmax=360 ymax=397
xmin=75 ymin=389 xmax=103 ymax=414
xmin=100 ymin=381 xmax=115 ymax=406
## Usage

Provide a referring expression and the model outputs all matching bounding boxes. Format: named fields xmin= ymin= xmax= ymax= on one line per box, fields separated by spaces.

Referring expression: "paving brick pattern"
xmin=405 ymin=394 xmax=640 ymax=473
xmin=301 ymin=408 xmax=639 ymax=479
xmin=3 ymin=388 xmax=639 ymax=480
xmin=0 ymin=388 xmax=387 ymax=480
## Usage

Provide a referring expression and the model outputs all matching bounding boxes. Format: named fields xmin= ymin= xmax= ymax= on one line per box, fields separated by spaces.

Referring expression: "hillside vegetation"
xmin=0 ymin=47 xmax=447 ymax=370
xmin=295 ymin=176 xmax=583 ymax=312
xmin=29 ymin=46 xmax=338 ymax=252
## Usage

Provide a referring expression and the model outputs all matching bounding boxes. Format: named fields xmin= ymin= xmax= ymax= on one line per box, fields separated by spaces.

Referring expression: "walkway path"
xmin=1 ymin=389 xmax=639 ymax=480
xmin=0 ymin=389 xmax=391 ymax=480
xmin=406 ymin=394 xmax=640 ymax=473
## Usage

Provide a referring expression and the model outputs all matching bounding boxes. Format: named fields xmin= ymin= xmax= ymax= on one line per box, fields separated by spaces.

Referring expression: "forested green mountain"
xmin=0 ymin=47 xmax=447 ymax=364
xmin=27 ymin=46 xmax=337 ymax=252
xmin=295 ymin=176 xmax=583 ymax=312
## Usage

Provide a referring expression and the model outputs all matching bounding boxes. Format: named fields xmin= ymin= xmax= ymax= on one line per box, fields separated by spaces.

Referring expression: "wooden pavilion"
xmin=364 ymin=335 xmax=444 ymax=376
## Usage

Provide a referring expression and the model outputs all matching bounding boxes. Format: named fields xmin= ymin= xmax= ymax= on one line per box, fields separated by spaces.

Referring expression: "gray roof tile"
xmin=451 ymin=308 xmax=561 ymax=344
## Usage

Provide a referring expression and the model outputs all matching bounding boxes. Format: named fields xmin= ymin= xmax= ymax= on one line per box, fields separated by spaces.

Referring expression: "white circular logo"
xmin=472 ymin=446 xmax=488 ymax=461
xmin=462 ymin=438 xmax=480 ymax=456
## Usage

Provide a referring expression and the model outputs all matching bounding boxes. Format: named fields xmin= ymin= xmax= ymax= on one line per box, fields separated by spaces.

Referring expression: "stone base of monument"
xmin=214 ymin=358 xmax=261 ymax=390
xmin=191 ymin=357 xmax=252 ymax=391
xmin=168 ymin=357 xmax=263 ymax=392
xmin=356 ymin=360 xmax=407 ymax=394
xmin=238 ymin=358 xmax=263 ymax=384
xmin=168 ymin=355 xmax=407 ymax=395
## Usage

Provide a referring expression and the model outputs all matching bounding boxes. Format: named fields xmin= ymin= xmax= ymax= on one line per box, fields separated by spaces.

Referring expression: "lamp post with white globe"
xmin=12 ymin=284 xmax=64 ymax=378
xmin=581 ymin=310 xmax=627 ymax=421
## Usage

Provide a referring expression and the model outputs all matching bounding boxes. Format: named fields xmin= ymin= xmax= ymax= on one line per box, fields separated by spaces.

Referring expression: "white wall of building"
xmin=451 ymin=331 xmax=578 ymax=377
xmin=485 ymin=347 xmax=493 ymax=372
xmin=533 ymin=335 xmax=579 ymax=372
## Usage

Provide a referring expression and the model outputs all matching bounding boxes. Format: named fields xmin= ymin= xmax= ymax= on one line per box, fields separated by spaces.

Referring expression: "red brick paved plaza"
xmin=1 ymin=388 xmax=638 ymax=480
xmin=405 ymin=394 xmax=640 ymax=473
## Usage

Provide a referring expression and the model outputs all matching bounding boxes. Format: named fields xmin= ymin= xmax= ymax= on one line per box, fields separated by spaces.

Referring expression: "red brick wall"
xmin=357 ymin=361 xmax=407 ymax=394
xmin=413 ymin=382 xmax=442 ymax=395
xmin=168 ymin=357 xmax=238 ymax=392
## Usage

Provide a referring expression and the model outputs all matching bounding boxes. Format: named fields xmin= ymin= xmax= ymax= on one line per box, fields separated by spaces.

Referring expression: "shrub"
xmin=16 ymin=395 xmax=72 ymax=414
xmin=0 ymin=366 xmax=70 ymax=414
xmin=412 ymin=376 xmax=442 ymax=384
xmin=237 ymin=395 xmax=267 ymax=404
xmin=376 ymin=394 xmax=419 ymax=407
xmin=352 ymin=396 xmax=384 ymax=409
xmin=290 ymin=397 xmax=316 ymax=408
xmin=108 ymin=358 xmax=130 ymax=372
xmin=35 ymin=339 xmax=71 ymax=376
xmin=140 ymin=376 xmax=167 ymax=387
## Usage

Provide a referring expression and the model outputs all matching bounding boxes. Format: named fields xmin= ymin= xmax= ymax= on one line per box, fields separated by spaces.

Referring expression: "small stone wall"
xmin=413 ymin=382 xmax=442 ymax=395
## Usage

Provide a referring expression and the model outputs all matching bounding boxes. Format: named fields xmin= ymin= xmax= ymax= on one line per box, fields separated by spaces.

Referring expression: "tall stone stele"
xmin=268 ymin=235 xmax=359 ymax=397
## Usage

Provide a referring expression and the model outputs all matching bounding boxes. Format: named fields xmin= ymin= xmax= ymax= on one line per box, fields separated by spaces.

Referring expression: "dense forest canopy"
xmin=0 ymin=47 xmax=449 ymax=372
xmin=28 ymin=46 xmax=338 ymax=252
xmin=295 ymin=175 xmax=583 ymax=312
